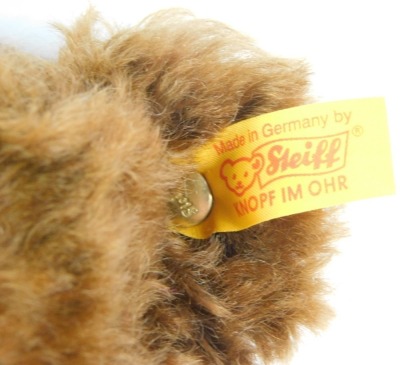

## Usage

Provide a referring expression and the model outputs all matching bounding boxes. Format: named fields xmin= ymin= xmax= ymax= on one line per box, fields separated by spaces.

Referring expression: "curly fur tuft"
xmin=0 ymin=10 xmax=343 ymax=365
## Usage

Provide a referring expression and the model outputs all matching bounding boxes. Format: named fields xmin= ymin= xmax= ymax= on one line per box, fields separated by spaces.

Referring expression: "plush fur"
xmin=0 ymin=10 xmax=343 ymax=365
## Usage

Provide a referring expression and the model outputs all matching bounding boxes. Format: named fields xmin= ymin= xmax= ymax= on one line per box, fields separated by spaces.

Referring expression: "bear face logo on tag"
xmin=220 ymin=154 xmax=264 ymax=196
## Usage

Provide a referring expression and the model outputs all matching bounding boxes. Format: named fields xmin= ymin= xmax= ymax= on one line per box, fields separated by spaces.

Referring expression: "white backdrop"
xmin=1 ymin=1 xmax=399 ymax=364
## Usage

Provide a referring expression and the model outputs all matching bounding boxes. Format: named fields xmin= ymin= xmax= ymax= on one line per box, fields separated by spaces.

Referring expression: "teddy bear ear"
xmin=220 ymin=160 xmax=233 ymax=179
xmin=251 ymin=154 xmax=264 ymax=171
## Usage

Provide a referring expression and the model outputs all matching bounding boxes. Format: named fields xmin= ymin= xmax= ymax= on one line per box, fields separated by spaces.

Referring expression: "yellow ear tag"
xmin=177 ymin=98 xmax=395 ymax=239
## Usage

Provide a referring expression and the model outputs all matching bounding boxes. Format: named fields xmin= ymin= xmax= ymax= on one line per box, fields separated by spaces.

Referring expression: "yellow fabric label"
xmin=179 ymin=98 xmax=395 ymax=239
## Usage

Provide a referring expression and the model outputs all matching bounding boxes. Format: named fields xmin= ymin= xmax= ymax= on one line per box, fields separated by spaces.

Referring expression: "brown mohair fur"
xmin=0 ymin=10 xmax=343 ymax=365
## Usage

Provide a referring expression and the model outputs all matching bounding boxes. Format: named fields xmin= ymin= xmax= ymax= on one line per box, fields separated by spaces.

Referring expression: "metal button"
xmin=169 ymin=172 xmax=213 ymax=228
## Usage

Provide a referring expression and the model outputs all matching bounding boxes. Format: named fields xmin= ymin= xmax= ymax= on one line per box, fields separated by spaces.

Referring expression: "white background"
xmin=1 ymin=1 xmax=399 ymax=364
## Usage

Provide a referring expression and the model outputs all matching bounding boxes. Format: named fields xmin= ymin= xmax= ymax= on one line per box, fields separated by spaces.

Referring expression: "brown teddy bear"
xmin=0 ymin=10 xmax=343 ymax=364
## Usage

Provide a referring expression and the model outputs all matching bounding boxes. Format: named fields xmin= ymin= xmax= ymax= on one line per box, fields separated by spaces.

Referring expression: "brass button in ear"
xmin=169 ymin=172 xmax=213 ymax=228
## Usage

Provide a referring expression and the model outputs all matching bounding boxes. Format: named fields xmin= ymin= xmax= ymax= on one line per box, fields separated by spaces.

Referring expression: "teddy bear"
xmin=0 ymin=9 xmax=343 ymax=365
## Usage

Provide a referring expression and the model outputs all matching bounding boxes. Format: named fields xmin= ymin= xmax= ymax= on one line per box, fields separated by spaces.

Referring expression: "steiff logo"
xmin=220 ymin=132 xmax=348 ymax=196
